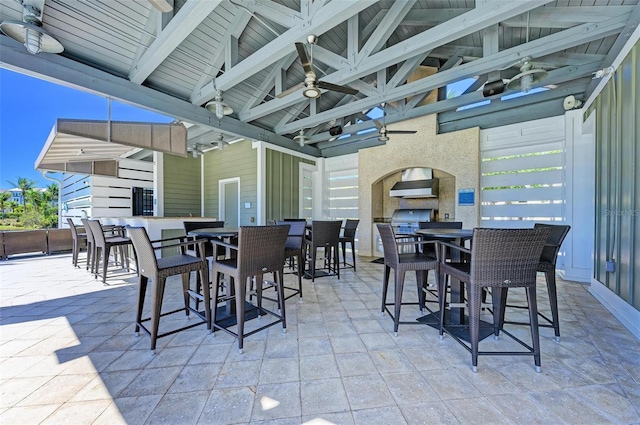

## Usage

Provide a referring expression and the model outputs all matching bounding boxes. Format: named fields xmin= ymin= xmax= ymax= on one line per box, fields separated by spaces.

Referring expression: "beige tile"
xmin=382 ymin=371 xmax=440 ymax=405
xmin=300 ymin=354 xmax=340 ymax=380
xmin=70 ymin=370 xmax=140 ymax=401
xmin=300 ymin=378 xmax=350 ymax=416
xmin=445 ymin=397 xmax=512 ymax=425
xmin=399 ymin=402 xmax=461 ymax=425
xmin=351 ymin=405 xmax=408 ymax=425
xmin=40 ymin=399 xmax=112 ymax=425
xmin=198 ymin=387 xmax=255 ymax=424
xmin=342 ymin=374 xmax=395 ymax=410
xmin=370 ymin=349 xmax=415 ymax=374
xmin=259 ymin=357 xmax=300 ymax=384
xmin=251 ymin=382 xmax=301 ymax=421
xmin=215 ymin=359 xmax=262 ymax=388
xmin=17 ymin=373 xmax=95 ymax=406
xmin=145 ymin=390 xmax=209 ymax=424
xmin=0 ymin=404 xmax=59 ymax=424
xmin=118 ymin=366 xmax=182 ymax=397
xmin=527 ymin=389 xmax=611 ymax=424
xmin=421 ymin=369 xmax=482 ymax=400
xmin=92 ymin=395 xmax=162 ymax=425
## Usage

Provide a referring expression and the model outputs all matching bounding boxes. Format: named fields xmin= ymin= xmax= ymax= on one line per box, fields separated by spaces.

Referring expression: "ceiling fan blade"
xmin=387 ymin=130 xmax=417 ymax=134
xmin=276 ymin=82 xmax=305 ymax=98
xmin=317 ymin=81 xmax=358 ymax=95
xmin=295 ymin=42 xmax=313 ymax=74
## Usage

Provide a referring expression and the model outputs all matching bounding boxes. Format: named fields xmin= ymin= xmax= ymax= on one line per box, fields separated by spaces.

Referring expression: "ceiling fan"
xmin=277 ymin=35 xmax=358 ymax=99
xmin=212 ymin=134 xmax=230 ymax=150
xmin=293 ymin=130 xmax=310 ymax=147
xmin=188 ymin=144 xmax=205 ymax=158
xmin=372 ymin=103 xmax=417 ymax=142
xmin=505 ymin=56 xmax=549 ymax=93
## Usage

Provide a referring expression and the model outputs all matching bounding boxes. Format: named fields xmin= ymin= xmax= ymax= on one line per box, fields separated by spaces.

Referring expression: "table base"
xmin=303 ymin=270 xmax=336 ymax=280
xmin=210 ymin=302 xmax=260 ymax=329
xmin=417 ymin=312 xmax=494 ymax=343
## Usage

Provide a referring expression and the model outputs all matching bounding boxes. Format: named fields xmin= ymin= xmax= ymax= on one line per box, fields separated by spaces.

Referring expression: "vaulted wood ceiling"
xmin=1 ymin=0 xmax=638 ymax=158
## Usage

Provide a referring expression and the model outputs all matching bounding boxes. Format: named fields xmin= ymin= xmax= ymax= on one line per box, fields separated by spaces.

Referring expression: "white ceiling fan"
xmin=372 ymin=103 xmax=417 ymax=142
xmin=277 ymin=35 xmax=358 ymax=99
xmin=213 ymin=134 xmax=229 ymax=150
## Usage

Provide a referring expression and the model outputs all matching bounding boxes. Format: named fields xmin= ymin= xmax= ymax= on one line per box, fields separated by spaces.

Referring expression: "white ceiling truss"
xmin=1 ymin=0 xmax=639 ymax=158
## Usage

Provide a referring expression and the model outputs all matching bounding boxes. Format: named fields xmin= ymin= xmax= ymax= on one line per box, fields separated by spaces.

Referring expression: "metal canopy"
xmin=35 ymin=119 xmax=187 ymax=175
xmin=2 ymin=0 xmax=639 ymax=158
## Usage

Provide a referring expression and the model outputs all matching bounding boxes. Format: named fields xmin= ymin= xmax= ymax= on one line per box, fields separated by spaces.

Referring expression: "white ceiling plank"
xmin=257 ymin=0 xmax=551 ymax=125
xmin=129 ymin=7 xmax=160 ymax=76
xmin=249 ymin=0 xmax=302 ymax=27
xmin=356 ymin=0 xmax=416 ymax=62
xmin=279 ymin=15 xmax=624 ymax=134
xmin=193 ymin=0 xmax=378 ymax=106
xmin=129 ymin=0 xmax=224 ymax=84
xmin=189 ymin=10 xmax=252 ymax=103
xmin=241 ymin=52 xmax=298 ymax=112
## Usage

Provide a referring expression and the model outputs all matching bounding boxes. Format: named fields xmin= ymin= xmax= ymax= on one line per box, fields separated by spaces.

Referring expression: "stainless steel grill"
xmin=390 ymin=209 xmax=434 ymax=235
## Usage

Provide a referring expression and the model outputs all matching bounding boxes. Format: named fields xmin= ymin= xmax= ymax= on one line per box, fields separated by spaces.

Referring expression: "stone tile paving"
xmin=0 ymin=253 xmax=639 ymax=424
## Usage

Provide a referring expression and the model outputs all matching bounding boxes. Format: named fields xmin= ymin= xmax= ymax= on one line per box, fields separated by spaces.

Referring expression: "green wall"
xmin=589 ymin=41 xmax=639 ymax=310
xmin=203 ymin=140 xmax=257 ymax=225
xmin=264 ymin=149 xmax=312 ymax=221
xmin=163 ymin=153 xmax=201 ymax=217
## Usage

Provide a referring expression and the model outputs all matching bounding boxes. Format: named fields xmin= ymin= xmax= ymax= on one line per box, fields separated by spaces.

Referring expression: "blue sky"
xmin=0 ymin=68 xmax=171 ymax=189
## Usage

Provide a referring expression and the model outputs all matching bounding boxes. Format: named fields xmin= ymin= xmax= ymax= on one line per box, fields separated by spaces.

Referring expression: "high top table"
xmin=414 ymin=228 xmax=492 ymax=342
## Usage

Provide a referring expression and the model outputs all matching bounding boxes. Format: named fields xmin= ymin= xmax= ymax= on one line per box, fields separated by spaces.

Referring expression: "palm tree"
xmin=45 ymin=183 xmax=59 ymax=206
xmin=0 ymin=191 xmax=10 ymax=220
xmin=25 ymin=188 xmax=44 ymax=212
xmin=6 ymin=177 xmax=36 ymax=206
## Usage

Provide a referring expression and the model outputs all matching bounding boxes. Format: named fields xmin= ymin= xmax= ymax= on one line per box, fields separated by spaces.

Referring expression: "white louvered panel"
xmin=92 ymin=197 xmax=132 ymax=208
xmin=482 ymin=141 xmax=564 ymax=159
xmin=91 ymin=207 xmax=132 ymax=217
xmin=92 ymin=186 xmax=131 ymax=198
xmin=481 ymin=186 xmax=563 ymax=203
xmin=482 ymin=151 xmax=563 ymax=174
xmin=482 ymin=203 xmax=564 ymax=219
xmin=117 ymin=168 xmax=154 ymax=181
xmin=329 ymin=187 xmax=359 ymax=198
xmin=482 ymin=169 xmax=564 ymax=188
xmin=328 ymin=198 xmax=359 ymax=208
xmin=480 ymin=219 xmax=547 ymax=229
xmin=481 ymin=116 xmax=564 ymax=149
xmin=119 ymin=158 xmax=153 ymax=172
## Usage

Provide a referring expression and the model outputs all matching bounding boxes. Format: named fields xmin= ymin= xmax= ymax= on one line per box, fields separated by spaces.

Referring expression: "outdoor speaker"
xmin=329 ymin=125 xmax=343 ymax=136
xmin=482 ymin=80 xmax=505 ymax=97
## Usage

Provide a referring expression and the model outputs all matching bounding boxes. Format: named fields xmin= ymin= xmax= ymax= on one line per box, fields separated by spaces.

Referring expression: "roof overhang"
xmin=35 ymin=119 xmax=187 ymax=176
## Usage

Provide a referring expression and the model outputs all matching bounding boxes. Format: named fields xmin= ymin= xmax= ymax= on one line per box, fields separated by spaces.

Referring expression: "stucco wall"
xmin=358 ymin=114 xmax=480 ymax=256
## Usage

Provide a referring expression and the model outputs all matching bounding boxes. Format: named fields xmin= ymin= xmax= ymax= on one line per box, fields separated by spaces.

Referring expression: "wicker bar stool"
xmin=304 ymin=220 xmax=342 ymax=282
xmin=339 ymin=219 xmax=359 ymax=271
xmin=67 ymin=218 xmax=87 ymax=268
xmin=210 ymin=225 xmax=289 ymax=353
xmin=499 ymin=223 xmax=571 ymax=341
xmin=276 ymin=220 xmax=306 ymax=300
xmin=437 ymin=227 xmax=550 ymax=372
xmin=127 ymin=226 xmax=210 ymax=351
xmin=377 ymin=223 xmax=439 ymax=336
xmin=86 ymin=220 xmax=132 ymax=284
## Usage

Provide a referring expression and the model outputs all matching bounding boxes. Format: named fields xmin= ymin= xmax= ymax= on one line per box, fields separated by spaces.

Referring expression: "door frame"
xmin=218 ymin=177 xmax=240 ymax=226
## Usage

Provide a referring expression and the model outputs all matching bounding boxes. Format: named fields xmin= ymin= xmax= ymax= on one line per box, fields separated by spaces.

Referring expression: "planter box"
xmin=47 ymin=228 xmax=73 ymax=254
xmin=2 ymin=230 xmax=48 ymax=259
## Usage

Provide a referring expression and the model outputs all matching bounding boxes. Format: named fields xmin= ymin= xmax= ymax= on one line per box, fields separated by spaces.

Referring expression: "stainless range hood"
xmin=389 ymin=168 xmax=439 ymax=198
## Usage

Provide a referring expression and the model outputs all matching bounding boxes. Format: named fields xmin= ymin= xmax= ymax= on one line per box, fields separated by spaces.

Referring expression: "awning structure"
xmin=35 ymin=119 xmax=187 ymax=176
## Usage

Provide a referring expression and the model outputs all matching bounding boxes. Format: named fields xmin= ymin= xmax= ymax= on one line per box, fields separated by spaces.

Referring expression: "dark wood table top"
xmin=187 ymin=227 xmax=239 ymax=238
xmin=414 ymin=228 xmax=473 ymax=239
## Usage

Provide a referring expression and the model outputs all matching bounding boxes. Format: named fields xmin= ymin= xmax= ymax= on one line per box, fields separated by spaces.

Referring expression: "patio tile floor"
xmin=0 ymin=253 xmax=639 ymax=424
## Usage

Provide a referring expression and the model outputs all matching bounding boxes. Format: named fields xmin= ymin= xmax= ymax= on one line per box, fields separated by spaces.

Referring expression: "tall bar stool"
xmin=86 ymin=220 xmax=132 ymax=284
xmin=438 ymin=227 xmax=550 ymax=372
xmin=339 ymin=219 xmax=359 ymax=271
xmin=67 ymin=218 xmax=87 ymax=268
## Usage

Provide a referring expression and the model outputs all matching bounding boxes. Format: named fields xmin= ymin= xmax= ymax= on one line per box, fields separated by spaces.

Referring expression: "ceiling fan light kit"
xmin=293 ymin=130 xmax=310 ymax=147
xmin=205 ymin=93 xmax=233 ymax=119
xmin=0 ymin=1 xmax=63 ymax=54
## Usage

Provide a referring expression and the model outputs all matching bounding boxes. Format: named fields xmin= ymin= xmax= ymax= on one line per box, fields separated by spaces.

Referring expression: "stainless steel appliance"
xmin=374 ymin=209 xmax=434 ymax=256
xmin=390 ymin=208 xmax=434 ymax=235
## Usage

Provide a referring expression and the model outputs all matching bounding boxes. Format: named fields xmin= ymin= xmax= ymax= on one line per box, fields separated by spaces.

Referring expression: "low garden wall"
xmin=0 ymin=228 xmax=73 ymax=259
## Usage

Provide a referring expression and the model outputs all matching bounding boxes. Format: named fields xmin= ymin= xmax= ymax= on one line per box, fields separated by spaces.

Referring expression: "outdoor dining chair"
xmin=339 ymin=219 xmax=359 ymax=271
xmin=66 ymin=218 xmax=87 ymax=268
xmin=499 ymin=223 xmax=571 ymax=341
xmin=437 ymin=227 xmax=551 ymax=372
xmin=304 ymin=220 xmax=342 ymax=282
xmin=86 ymin=220 xmax=133 ymax=284
xmin=210 ymin=225 xmax=289 ymax=353
xmin=127 ymin=226 xmax=210 ymax=351
xmin=377 ymin=223 xmax=439 ymax=336
xmin=276 ymin=220 xmax=306 ymax=301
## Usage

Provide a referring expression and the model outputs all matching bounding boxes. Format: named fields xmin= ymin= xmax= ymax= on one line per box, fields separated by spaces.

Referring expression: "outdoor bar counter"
xmin=98 ymin=216 xmax=217 ymax=242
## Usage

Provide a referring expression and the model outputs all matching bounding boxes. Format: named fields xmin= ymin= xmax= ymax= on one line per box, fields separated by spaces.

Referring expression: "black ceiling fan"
xmin=372 ymin=103 xmax=417 ymax=142
xmin=277 ymin=35 xmax=358 ymax=99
